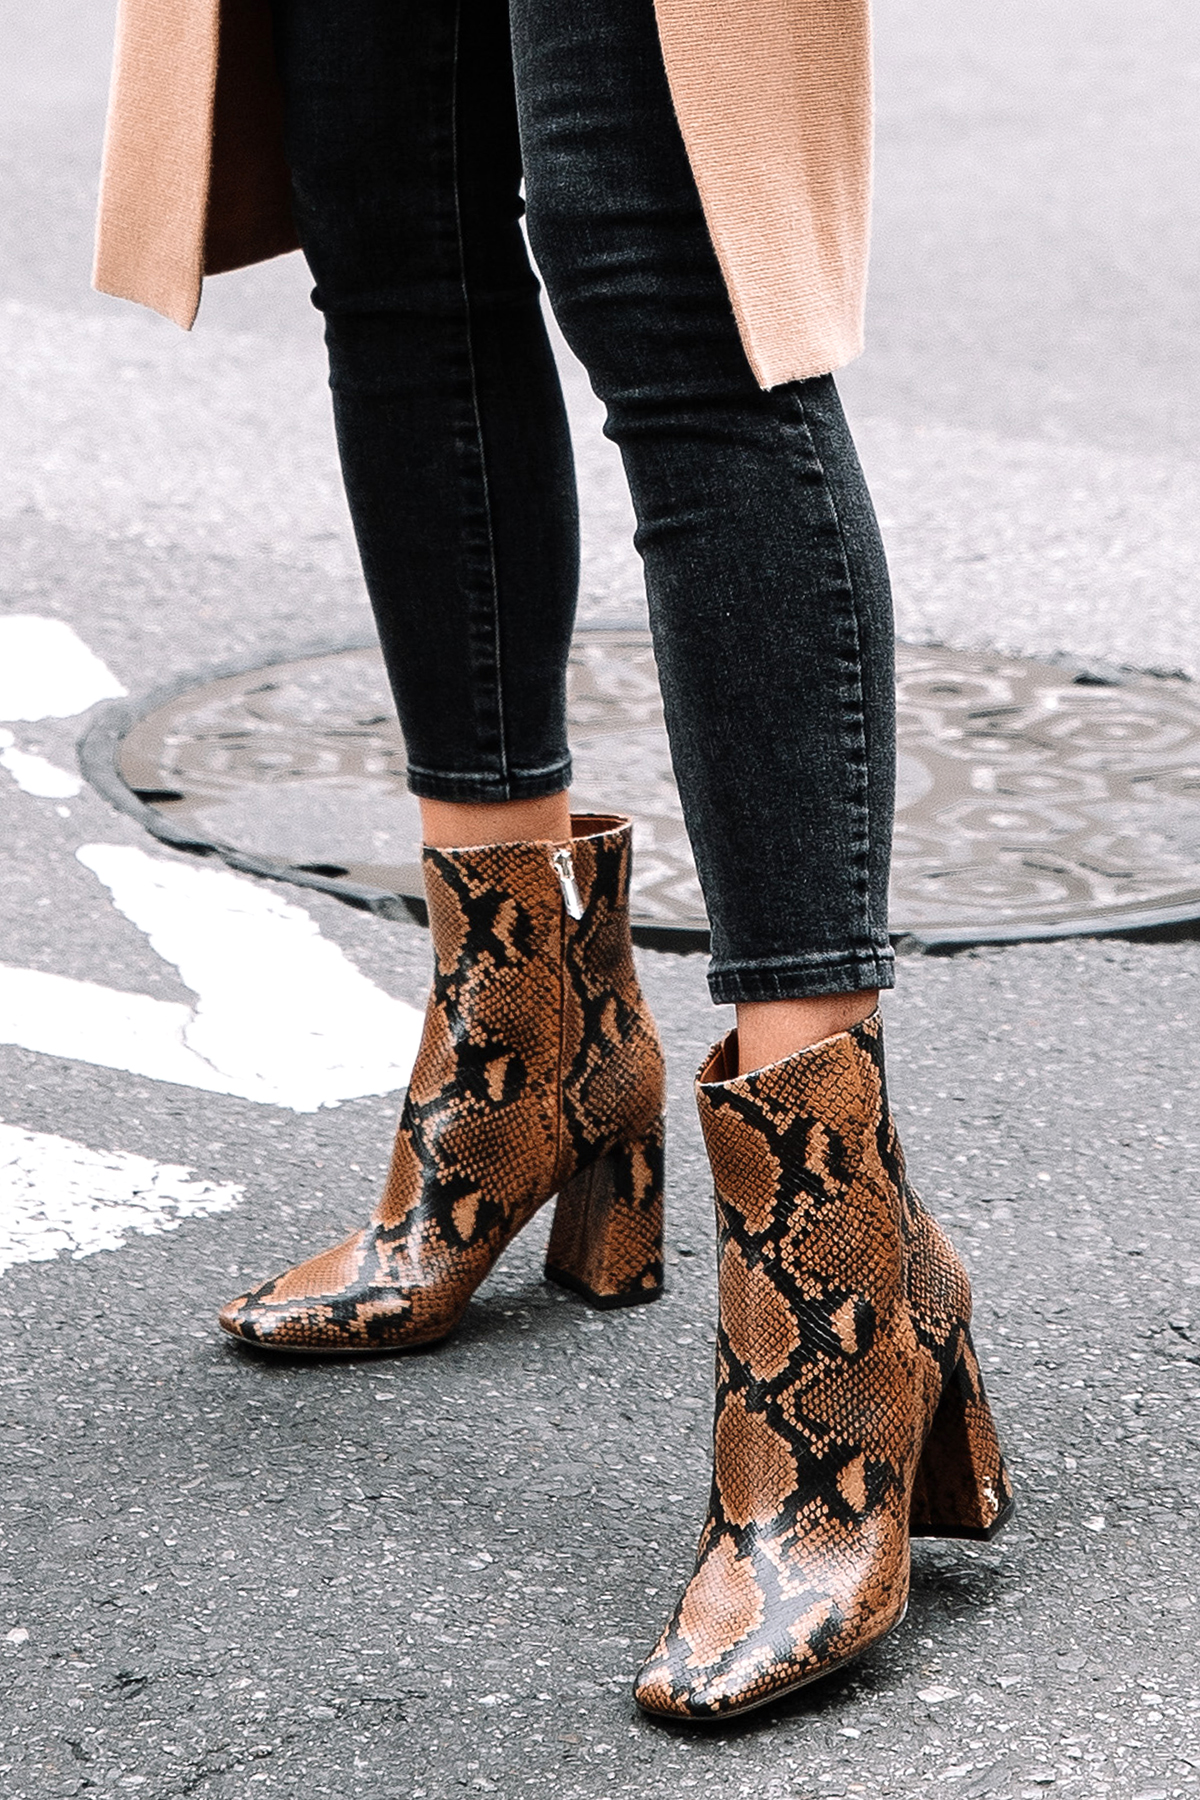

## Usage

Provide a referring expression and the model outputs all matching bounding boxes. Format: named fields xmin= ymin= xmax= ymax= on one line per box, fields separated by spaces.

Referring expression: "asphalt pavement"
xmin=1 ymin=2 xmax=1199 ymax=1797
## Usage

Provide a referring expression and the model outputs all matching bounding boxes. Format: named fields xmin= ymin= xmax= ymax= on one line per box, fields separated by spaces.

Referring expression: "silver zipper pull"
xmin=551 ymin=846 xmax=584 ymax=920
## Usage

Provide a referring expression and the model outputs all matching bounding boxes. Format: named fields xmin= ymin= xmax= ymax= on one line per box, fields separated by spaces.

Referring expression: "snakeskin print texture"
xmin=219 ymin=816 xmax=666 ymax=1354
xmin=634 ymin=1013 xmax=1013 ymax=1720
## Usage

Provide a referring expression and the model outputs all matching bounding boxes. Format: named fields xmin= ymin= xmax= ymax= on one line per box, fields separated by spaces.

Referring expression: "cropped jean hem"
xmin=707 ymin=947 xmax=896 ymax=1007
xmin=405 ymin=757 xmax=573 ymax=804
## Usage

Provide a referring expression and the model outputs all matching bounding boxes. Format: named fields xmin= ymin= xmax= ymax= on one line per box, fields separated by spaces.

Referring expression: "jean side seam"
xmin=781 ymin=388 xmax=879 ymax=950
xmin=449 ymin=0 xmax=509 ymax=788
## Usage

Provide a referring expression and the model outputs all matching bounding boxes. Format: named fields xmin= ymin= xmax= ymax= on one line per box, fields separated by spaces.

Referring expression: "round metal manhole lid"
xmin=83 ymin=630 xmax=1200 ymax=947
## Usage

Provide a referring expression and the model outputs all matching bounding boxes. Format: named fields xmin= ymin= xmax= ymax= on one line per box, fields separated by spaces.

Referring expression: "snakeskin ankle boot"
xmin=219 ymin=814 xmax=666 ymax=1354
xmin=634 ymin=1012 xmax=1012 ymax=1720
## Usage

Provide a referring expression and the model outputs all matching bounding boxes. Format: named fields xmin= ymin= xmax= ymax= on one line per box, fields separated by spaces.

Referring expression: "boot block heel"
xmin=544 ymin=1120 xmax=665 ymax=1310
xmin=910 ymin=1332 xmax=1015 ymax=1542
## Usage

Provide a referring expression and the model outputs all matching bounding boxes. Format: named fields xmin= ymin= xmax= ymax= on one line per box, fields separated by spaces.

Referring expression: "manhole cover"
xmin=81 ymin=629 xmax=1200 ymax=947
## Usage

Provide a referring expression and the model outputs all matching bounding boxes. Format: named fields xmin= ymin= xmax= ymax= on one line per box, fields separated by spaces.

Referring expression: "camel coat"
xmin=93 ymin=0 xmax=873 ymax=388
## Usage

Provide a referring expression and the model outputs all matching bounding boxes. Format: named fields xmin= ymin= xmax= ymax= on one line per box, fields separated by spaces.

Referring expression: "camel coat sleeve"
xmin=93 ymin=0 xmax=298 ymax=329
xmin=93 ymin=0 xmax=872 ymax=386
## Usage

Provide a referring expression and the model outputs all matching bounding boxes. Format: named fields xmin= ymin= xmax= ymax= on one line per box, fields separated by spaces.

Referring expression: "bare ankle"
xmin=734 ymin=990 xmax=878 ymax=1076
xmin=420 ymin=790 xmax=572 ymax=849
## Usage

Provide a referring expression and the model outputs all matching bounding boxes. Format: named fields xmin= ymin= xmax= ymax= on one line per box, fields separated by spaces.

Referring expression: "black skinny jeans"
xmin=270 ymin=0 xmax=897 ymax=1004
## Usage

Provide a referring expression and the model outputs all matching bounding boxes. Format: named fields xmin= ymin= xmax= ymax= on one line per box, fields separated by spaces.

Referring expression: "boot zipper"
xmin=551 ymin=846 xmax=584 ymax=920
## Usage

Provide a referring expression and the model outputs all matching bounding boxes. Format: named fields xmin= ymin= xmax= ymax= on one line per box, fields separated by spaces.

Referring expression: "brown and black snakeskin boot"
xmin=634 ymin=1012 xmax=1013 ymax=1720
xmin=219 ymin=815 xmax=665 ymax=1354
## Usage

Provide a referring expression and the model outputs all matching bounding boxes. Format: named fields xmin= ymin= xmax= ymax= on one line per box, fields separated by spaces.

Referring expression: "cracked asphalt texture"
xmin=2 ymin=1 xmax=1199 ymax=1797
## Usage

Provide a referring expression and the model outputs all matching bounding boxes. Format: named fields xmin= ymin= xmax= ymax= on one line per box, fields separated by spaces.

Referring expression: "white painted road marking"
xmin=0 ymin=1119 xmax=243 ymax=1274
xmin=78 ymin=845 xmax=424 ymax=1108
xmin=0 ymin=620 xmax=424 ymax=1281
xmin=0 ymin=961 xmax=246 ymax=1099
xmin=0 ymin=614 xmax=127 ymax=720
xmin=0 ymin=728 xmax=83 ymax=797
xmin=0 ymin=845 xmax=423 ymax=1111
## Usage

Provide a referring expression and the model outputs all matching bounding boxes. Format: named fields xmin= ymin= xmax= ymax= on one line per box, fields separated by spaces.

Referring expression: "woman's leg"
xmin=222 ymin=0 xmax=667 ymax=1361
xmin=270 ymin=0 xmax=576 ymax=842
xmin=506 ymin=0 xmax=1015 ymax=1727
xmin=510 ymin=0 xmax=895 ymax=1060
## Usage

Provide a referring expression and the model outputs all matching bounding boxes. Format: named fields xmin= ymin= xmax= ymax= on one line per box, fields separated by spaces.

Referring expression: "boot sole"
xmin=544 ymin=1264 xmax=664 ymax=1310
xmin=218 ymin=1259 xmax=661 ymax=1356
xmin=635 ymin=1604 xmax=910 ymax=1724
xmin=218 ymin=1323 xmax=454 ymax=1360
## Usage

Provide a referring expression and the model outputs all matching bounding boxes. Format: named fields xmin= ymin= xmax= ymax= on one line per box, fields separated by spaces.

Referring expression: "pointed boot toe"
xmin=219 ymin=818 xmax=666 ymax=1357
xmin=635 ymin=1014 xmax=1012 ymax=1721
xmin=216 ymin=1227 xmax=423 ymax=1353
xmin=217 ymin=1294 xmax=253 ymax=1342
xmin=634 ymin=1518 xmax=909 ymax=1719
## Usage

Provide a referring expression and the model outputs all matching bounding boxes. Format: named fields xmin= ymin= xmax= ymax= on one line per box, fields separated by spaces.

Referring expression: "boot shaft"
xmin=394 ymin=816 xmax=663 ymax=1219
xmin=696 ymin=1014 xmax=908 ymax=1339
xmin=635 ymin=1012 xmax=1014 ymax=1720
